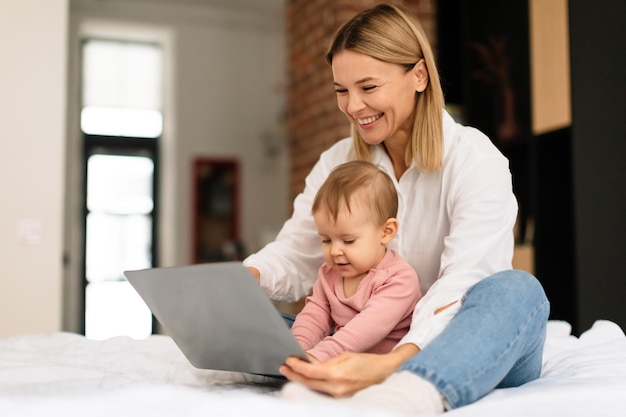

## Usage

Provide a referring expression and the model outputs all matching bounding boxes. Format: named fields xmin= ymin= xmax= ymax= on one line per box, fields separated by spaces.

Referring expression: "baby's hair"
xmin=312 ymin=160 xmax=398 ymax=225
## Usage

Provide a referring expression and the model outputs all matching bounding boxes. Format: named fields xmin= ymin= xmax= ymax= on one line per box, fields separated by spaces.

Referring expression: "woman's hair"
xmin=312 ymin=160 xmax=398 ymax=225
xmin=326 ymin=4 xmax=445 ymax=172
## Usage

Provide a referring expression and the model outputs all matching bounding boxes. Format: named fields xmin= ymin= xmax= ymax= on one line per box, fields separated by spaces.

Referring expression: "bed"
xmin=1 ymin=320 xmax=625 ymax=416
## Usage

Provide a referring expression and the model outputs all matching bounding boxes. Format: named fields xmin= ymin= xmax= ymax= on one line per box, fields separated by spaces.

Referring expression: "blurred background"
xmin=0 ymin=0 xmax=623 ymax=340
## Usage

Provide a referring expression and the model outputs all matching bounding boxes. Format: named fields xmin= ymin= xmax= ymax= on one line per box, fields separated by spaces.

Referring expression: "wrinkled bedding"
xmin=1 ymin=320 xmax=625 ymax=416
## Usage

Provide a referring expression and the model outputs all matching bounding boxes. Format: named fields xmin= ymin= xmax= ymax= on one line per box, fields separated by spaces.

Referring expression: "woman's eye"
xmin=363 ymin=85 xmax=377 ymax=91
xmin=335 ymin=88 xmax=347 ymax=94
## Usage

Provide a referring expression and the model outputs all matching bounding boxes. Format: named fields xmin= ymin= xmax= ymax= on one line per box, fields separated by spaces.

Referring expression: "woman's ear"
xmin=414 ymin=59 xmax=429 ymax=93
xmin=381 ymin=218 xmax=399 ymax=245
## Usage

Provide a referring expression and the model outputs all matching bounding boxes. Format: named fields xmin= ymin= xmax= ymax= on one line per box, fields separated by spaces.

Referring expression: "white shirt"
xmin=244 ymin=110 xmax=517 ymax=349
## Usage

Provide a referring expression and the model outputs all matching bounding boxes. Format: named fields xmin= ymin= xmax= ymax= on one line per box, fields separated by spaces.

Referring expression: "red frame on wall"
xmin=191 ymin=157 xmax=241 ymax=264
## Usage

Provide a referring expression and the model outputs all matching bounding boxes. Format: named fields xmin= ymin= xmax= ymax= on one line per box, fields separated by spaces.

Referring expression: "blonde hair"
xmin=326 ymin=4 xmax=445 ymax=172
xmin=312 ymin=160 xmax=397 ymax=225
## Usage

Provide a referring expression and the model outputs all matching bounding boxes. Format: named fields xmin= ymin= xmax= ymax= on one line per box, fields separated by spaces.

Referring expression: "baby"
xmin=290 ymin=160 xmax=422 ymax=362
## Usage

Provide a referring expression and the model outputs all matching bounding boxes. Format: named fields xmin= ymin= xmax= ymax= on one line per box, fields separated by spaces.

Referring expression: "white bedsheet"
xmin=1 ymin=320 xmax=625 ymax=416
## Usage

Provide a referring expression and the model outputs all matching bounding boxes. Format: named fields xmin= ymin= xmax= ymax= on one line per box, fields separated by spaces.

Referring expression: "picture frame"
xmin=192 ymin=157 xmax=241 ymax=263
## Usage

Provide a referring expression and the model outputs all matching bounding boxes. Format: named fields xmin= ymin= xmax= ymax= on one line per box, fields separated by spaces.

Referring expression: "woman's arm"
xmin=243 ymin=138 xmax=354 ymax=302
xmin=279 ymin=343 xmax=419 ymax=397
xmin=397 ymin=125 xmax=518 ymax=350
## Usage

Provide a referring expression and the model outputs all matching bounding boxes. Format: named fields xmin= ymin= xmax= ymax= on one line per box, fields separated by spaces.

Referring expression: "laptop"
xmin=123 ymin=261 xmax=308 ymax=377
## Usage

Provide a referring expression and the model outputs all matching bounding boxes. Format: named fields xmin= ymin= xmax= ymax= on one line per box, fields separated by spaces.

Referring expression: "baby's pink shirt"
xmin=291 ymin=249 xmax=422 ymax=362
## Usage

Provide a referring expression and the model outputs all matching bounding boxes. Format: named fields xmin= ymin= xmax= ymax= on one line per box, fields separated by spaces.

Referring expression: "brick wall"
xmin=285 ymin=0 xmax=437 ymax=204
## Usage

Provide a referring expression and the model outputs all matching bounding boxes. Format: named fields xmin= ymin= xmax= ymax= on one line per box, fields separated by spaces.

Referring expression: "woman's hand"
xmin=279 ymin=344 xmax=419 ymax=397
xmin=247 ymin=267 xmax=261 ymax=283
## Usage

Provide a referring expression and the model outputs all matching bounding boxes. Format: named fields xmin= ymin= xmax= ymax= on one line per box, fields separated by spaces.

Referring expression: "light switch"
xmin=17 ymin=218 xmax=43 ymax=246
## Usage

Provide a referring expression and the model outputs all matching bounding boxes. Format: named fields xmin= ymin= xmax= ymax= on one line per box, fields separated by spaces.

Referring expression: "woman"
xmin=243 ymin=4 xmax=549 ymax=415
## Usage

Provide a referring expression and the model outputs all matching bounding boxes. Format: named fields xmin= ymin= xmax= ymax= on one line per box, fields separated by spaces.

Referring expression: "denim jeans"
xmin=398 ymin=269 xmax=550 ymax=409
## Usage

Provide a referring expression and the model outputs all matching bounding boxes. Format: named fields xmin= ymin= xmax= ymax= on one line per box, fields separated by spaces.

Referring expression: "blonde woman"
xmin=244 ymin=4 xmax=549 ymax=415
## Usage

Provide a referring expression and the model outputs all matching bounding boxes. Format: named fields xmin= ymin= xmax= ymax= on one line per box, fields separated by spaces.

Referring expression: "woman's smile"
xmin=356 ymin=113 xmax=384 ymax=126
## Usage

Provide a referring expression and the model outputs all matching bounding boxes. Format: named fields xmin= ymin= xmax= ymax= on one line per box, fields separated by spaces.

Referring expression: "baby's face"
xmin=313 ymin=202 xmax=387 ymax=281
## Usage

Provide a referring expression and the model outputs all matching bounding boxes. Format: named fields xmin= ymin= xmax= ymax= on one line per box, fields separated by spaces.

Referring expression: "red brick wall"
xmin=285 ymin=0 xmax=437 ymax=204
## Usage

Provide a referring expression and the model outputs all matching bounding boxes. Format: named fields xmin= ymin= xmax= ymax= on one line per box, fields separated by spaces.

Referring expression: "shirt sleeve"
xmin=242 ymin=139 xmax=354 ymax=302
xmin=290 ymin=272 xmax=334 ymax=351
xmin=397 ymin=146 xmax=518 ymax=350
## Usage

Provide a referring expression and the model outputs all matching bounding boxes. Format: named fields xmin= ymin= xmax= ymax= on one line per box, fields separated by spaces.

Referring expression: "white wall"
xmin=63 ymin=0 xmax=289 ymax=332
xmin=0 ymin=0 xmax=69 ymax=337
xmin=167 ymin=7 xmax=289 ymax=262
xmin=0 ymin=0 xmax=288 ymax=337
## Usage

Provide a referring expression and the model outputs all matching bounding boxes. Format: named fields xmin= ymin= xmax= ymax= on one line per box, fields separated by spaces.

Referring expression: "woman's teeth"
xmin=357 ymin=114 xmax=382 ymax=125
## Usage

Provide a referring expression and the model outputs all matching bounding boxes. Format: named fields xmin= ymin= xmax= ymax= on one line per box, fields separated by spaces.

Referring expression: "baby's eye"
xmin=343 ymin=239 xmax=355 ymax=245
xmin=321 ymin=239 xmax=331 ymax=244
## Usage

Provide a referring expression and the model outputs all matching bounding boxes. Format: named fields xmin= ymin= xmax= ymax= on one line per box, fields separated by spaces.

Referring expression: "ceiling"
xmin=72 ymin=0 xmax=285 ymax=15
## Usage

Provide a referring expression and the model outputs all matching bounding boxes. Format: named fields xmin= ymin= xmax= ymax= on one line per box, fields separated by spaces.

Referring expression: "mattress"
xmin=1 ymin=320 xmax=625 ymax=416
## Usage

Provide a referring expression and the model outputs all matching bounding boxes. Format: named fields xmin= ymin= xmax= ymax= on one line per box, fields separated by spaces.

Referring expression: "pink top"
xmin=290 ymin=249 xmax=422 ymax=362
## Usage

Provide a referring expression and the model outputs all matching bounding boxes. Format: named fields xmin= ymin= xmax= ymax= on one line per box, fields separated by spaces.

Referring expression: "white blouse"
xmin=244 ymin=110 xmax=517 ymax=349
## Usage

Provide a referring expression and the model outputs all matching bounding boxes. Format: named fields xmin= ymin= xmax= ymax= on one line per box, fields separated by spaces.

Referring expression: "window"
xmin=80 ymin=39 xmax=162 ymax=340
xmin=81 ymin=39 xmax=163 ymax=138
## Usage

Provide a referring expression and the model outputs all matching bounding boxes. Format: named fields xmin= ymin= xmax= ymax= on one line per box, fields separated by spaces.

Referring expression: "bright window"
xmin=81 ymin=38 xmax=162 ymax=340
xmin=81 ymin=39 xmax=163 ymax=137
xmin=84 ymin=154 xmax=154 ymax=340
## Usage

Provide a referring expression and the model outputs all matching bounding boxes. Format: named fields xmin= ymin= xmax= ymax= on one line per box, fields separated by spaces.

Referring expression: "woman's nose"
xmin=345 ymin=93 xmax=365 ymax=115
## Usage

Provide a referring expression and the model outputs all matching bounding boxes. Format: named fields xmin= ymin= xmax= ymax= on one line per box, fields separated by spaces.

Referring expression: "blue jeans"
xmin=398 ymin=269 xmax=550 ymax=409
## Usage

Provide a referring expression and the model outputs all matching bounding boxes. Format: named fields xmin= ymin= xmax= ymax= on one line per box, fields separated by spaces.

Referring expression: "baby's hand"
xmin=306 ymin=353 xmax=320 ymax=364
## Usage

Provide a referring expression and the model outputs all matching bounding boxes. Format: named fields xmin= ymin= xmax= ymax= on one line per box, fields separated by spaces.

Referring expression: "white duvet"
xmin=1 ymin=320 xmax=625 ymax=416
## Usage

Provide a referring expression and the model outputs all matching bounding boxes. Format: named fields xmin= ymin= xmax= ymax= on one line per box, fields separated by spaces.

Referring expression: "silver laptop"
xmin=124 ymin=262 xmax=308 ymax=377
